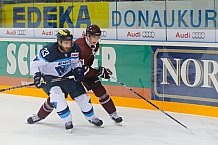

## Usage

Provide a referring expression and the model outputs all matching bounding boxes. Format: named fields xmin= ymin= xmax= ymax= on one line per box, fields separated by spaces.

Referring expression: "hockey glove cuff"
xmin=73 ymin=67 xmax=85 ymax=82
xmin=33 ymin=72 xmax=44 ymax=88
xmin=98 ymin=67 xmax=112 ymax=79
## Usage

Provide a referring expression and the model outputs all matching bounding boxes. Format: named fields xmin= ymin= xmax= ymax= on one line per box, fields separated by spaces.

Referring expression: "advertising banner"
xmin=0 ymin=28 xmax=34 ymax=38
xmin=2 ymin=2 xmax=109 ymax=28
xmin=117 ymin=28 xmax=166 ymax=41
xmin=110 ymin=1 xmax=216 ymax=29
xmin=0 ymin=40 xmax=151 ymax=98
xmin=110 ymin=1 xmax=166 ymax=29
xmin=0 ymin=28 xmax=116 ymax=40
xmin=216 ymin=30 xmax=218 ymax=42
xmin=33 ymin=28 xmax=60 ymax=39
xmin=3 ymin=1 xmax=216 ymax=29
xmin=167 ymin=29 xmax=216 ymax=43
xmin=72 ymin=28 xmax=116 ymax=40
xmin=152 ymin=46 xmax=218 ymax=106
xmin=1 ymin=1 xmax=218 ymax=42
xmin=0 ymin=39 xmax=218 ymax=107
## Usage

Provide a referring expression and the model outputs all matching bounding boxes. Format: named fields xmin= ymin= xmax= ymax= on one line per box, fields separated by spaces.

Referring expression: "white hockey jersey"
xmin=31 ymin=42 xmax=82 ymax=77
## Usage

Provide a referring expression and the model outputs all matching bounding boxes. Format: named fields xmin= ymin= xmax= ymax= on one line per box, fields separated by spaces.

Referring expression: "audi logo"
xmin=17 ymin=30 xmax=26 ymax=35
xmin=101 ymin=31 xmax=107 ymax=37
xmin=192 ymin=32 xmax=205 ymax=39
xmin=142 ymin=31 xmax=155 ymax=38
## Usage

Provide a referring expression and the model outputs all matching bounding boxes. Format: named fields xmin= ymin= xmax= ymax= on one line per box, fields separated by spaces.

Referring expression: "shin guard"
xmin=75 ymin=94 xmax=95 ymax=120
xmin=50 ymin=86 xmax=72 ymax=123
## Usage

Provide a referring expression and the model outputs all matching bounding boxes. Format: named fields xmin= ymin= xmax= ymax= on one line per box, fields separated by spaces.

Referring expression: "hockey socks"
xmin=98 ymin=93 xmax=116 ymax=114
xmin=37 ymin=97 xmax=54 ymax=119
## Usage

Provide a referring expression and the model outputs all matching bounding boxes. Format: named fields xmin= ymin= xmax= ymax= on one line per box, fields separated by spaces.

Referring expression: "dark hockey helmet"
xmin=86 ymin=24 xmax=101 ymax=36
xmin=56 ymin=29 xmax=73 ymax=41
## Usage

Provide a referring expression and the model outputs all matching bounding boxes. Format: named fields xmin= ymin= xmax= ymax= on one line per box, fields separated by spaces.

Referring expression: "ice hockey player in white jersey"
xmin=29 ymin=29 xmax=103 ymax=130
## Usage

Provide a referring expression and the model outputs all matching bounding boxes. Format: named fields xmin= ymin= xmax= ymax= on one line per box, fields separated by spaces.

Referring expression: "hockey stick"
xmin=0 ymin=76 xmax=75 ymax=93
xmin=111 ymin=76 xmax=190 ymax=131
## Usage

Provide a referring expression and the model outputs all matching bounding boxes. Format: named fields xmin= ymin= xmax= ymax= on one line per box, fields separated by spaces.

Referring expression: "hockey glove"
xmin=73 ymin=67 xmax=85 ymax=82
xmin=98 ymin=67 xmax=112 ymax=79
xmin=33 ymin=72 xmax=45 ymax=88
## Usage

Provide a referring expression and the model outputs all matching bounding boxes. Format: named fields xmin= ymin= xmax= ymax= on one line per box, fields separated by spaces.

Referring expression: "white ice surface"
xmin=0 ymin=93 xmax=218 ymax=145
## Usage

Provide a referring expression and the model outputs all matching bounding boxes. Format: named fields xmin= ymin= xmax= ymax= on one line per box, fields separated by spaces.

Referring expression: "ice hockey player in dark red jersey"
xmin=27 ymin=24 xmax=122 ymax=125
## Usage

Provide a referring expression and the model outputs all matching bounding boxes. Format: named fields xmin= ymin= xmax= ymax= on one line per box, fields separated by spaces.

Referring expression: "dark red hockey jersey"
xmin=75 ymin=37 xmax=99 ymax=77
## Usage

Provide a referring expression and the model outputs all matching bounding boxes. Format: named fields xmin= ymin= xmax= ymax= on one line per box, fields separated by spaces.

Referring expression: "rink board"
xmin=1 ymin=84 xmax=218 ymax=118
xmin=0 ymin=39 xmax=218 ymax=117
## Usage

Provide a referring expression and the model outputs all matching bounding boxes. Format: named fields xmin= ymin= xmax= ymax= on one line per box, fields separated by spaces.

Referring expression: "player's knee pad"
xmin=49 ymin=86 xmax=66 ymax=110
xmin=75 ymin=94 xmax=92 ymax=112
xmin=49 ymin=86 xmax=71 ymax=121
xmin=75 ymin=94 xmax=95 ymax=120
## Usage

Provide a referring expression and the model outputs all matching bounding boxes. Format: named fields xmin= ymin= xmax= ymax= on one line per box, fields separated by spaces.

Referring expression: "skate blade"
xmin=97 ymin=125 xmax=104 ymax=128
xmin=67 ymin=128 xmax=73 ymax=133
xmin=25 ymin=122 xmax=36 ymax=125
xmin=115 ymin=122 xmax=123 ymax=126
xmin=93 ymin=125 xmax=104 ymax=128
xmin=90 ymin=123 xmax=104 ymax=128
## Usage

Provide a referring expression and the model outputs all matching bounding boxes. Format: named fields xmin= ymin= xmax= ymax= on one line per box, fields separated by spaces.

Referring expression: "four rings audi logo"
xmin=17 ymin=30 xmax=26 ymax=35
xmin=192 ymin=32 xmax=205 ymax=39
xmin=142 ymin=31 xmax=155 ymax=38
xmin=101 ymin=31 xmax=107 ymax=37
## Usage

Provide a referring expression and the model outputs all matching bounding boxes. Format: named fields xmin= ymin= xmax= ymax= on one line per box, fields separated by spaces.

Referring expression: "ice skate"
xmin=89 ymin=117 xmax=103 ymax=127
xmin=65 ymin=121 xmax=73 ymax=130
xmin=27 ymin=114 xmax=42 ymax=124
xmin=110 ymin=112 xmax=123 ymax=124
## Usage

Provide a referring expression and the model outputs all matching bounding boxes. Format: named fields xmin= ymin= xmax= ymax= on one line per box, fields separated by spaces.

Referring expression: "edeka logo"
xmin=12 ymin=5 xmax=91 ymax=28
xmin=153 ymin=48 xmax=218 ymax=104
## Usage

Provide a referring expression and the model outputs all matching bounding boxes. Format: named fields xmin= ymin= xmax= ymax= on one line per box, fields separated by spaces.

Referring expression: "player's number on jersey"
xmin=41 ymin=48 xmax=49 ymax=57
